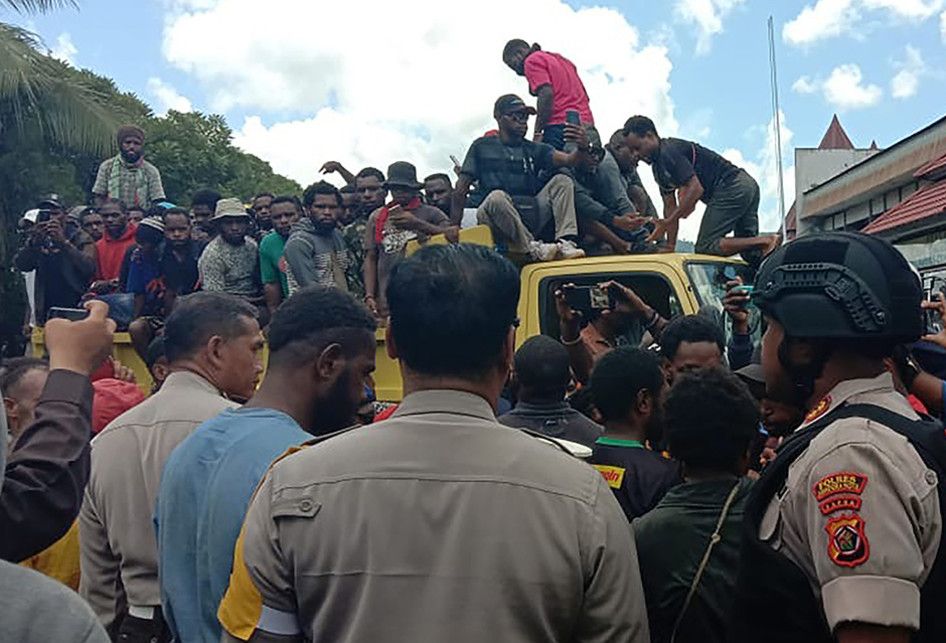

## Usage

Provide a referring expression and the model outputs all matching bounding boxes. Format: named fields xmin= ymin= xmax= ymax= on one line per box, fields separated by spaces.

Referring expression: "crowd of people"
xmin=3 ymin=38 xmax=946 ymax=643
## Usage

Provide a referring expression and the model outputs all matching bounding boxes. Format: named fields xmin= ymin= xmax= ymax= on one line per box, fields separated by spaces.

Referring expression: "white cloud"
xmin=783 ymin=0 xmax=857 ymax=46
xmin=161 ymin=0 xmax=678 ymax=198
xmin=822 ymin=64 xmax=882 ymax=110
xmin=674 ymin=0 xmax=745 ymax=55
xmin=890 ymin=45 xmax=925 ymax=98
xmin=940 ymin=10 xmax=946 ymax=40
xmin=783 ymin=0 xmax=942 ymax=45
xmin=792 ymin=75 xmax=819 ymax=94
xmin=146 ymin=77 xmax=193 ymax=115
xmin=720 ymin=111 xmax=796 ymax=232
xmin=863 ymin=0 xmax=943 ymax=19
xmin=50 ymin=32 xmax=77 ymax=66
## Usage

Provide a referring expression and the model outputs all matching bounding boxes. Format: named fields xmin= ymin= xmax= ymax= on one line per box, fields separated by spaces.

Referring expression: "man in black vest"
xmin=731 ymin=231 xmax=945 ymax=643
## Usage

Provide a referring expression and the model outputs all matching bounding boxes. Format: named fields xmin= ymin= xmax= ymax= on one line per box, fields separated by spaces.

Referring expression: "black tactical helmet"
xmin=753 ymin=231 xmax=922 ymax=342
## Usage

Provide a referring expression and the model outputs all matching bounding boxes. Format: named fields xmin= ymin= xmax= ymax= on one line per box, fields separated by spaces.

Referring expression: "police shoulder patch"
xmin=593 ymin=465 xmax=625 ymax=489
xmin=825 ymin=513 xmax=870 ymax=568
xmin=813 ymin=471 xmax=868 ymax=501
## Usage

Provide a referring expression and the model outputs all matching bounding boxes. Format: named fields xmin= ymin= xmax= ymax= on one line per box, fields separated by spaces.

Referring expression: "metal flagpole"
xmin=768 ymin=15 xmax=787 ymax=240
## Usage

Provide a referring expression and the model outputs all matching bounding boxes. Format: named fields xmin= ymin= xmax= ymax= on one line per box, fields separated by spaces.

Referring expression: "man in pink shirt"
xmin=503 ymin=39 xmax=597 ymax=151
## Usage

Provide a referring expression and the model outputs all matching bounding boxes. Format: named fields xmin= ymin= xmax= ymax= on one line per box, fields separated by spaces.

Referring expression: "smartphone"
xmin=47 ymin=307 xmax=89 ymax=322
xmin=36 ymin=209 xmax=53 ymax=224
xmin=926 ymin=293 xmax=944 ymax=335
xmin=565 ymin=110 xmax=581 ymax=126
xmin=564 ymin=285 xmax=613 ymax=314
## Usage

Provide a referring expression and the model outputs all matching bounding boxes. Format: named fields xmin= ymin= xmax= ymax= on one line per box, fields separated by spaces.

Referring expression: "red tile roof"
xmin=914 ymin=152 xmax=946 ymax=179
xmin=819 ymin=114 xmax=855 ymax=150
xmin=862 ymin=179 xmax=946 ymax=235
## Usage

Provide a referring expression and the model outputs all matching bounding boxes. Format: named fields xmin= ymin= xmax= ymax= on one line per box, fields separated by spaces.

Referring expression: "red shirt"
xmin=95 ymin=223 xmax=138 ymax=280
xmin=524 ymin=50 xmax=594 ymax=126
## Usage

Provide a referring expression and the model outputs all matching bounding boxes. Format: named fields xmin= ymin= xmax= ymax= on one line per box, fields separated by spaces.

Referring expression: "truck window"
xmin=686 ymin=261 xmax=763 ymax=355
xmin=538 ymin=272 xmax=683 ymax=343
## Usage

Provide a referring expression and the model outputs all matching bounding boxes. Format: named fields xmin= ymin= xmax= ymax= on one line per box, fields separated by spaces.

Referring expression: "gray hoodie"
xmin=283 ymin=218 xmax=350 ymax=295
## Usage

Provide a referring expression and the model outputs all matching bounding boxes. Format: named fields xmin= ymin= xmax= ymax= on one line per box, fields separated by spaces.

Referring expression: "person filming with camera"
xmin=14 ymin=195 xmax=97 ymax=324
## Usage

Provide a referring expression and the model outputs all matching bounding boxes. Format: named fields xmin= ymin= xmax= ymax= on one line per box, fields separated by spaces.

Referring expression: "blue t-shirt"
xmin=125 ymin=246 xmax=163 ymax=315
xmin=155 ymin=407 xmax=310 ymax=643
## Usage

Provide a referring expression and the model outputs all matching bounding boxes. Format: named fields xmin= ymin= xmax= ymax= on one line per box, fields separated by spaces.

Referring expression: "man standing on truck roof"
xmin=621 ymin=116 xmax=779 ymax=265
xmin=502 ymin=39 xmax=596 ymax=152
xmin=452 ymin=94 xmax=593 ymax=263
xmin=218 ymin=243 xmax=649 ymax=643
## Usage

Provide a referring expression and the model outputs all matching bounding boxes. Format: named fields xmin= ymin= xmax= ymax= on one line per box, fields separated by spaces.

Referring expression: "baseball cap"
xmin=36 ymin=194 xmax=63 ymax=210
xmin=493 ymin=94 xmax=538 ymax=118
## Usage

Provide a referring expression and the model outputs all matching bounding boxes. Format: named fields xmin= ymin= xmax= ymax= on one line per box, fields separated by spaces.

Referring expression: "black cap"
xmin=36 ymin=194 xmax=63 ymax=210
xmin=493 ymin=94 xmax=538 ymax=118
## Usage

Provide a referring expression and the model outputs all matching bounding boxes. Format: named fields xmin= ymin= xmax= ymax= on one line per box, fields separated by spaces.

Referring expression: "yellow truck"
xmin=31 ymin=227 xmax=752 ymax=400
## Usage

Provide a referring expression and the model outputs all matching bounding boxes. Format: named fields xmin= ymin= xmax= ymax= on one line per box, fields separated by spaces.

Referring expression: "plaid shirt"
xmin=92 ymin=155 xmax=166 ymax=207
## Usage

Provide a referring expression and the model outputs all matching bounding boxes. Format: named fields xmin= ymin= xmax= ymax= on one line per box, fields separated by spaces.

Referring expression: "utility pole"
xmin=768 ymin=15 xmax=787 ymax=240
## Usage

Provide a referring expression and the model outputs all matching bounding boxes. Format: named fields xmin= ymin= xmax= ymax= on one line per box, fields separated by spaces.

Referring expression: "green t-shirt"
xmin=259 ymin=231 xmax=289 ymax=297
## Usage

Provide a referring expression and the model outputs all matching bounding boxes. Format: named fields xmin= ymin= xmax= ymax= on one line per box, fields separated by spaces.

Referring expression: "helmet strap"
xmin=777 ymin=337 xmax=832 ymax=408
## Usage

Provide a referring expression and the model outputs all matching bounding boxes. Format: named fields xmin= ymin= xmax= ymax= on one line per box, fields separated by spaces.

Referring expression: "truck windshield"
xmin=685 ymin=261 xmax=763 ymax=359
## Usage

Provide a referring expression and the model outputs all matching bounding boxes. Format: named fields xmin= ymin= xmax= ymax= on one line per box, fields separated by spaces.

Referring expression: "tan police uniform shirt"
xmin=219 ymin=389 xmax=649 ymax=643
xmin=759 ymin=372 xmax=941 ymax=632
xmin=79 ymin=371 xmax=238 ymax=630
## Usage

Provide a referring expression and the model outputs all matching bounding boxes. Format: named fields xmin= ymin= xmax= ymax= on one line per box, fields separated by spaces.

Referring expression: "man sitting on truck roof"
xmin=451 ymin=94 xmax=593 ymax=263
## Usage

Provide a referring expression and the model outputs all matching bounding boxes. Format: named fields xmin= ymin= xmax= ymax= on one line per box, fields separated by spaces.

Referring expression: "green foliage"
xmin=146 ymin=111 xmax=301 ymax=206
xmin=0 ymin=10 xmax=299 ymax=350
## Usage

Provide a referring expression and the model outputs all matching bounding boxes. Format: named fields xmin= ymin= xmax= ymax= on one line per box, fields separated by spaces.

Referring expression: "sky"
xmin=10 ymin=0 xmax=946 ymax=241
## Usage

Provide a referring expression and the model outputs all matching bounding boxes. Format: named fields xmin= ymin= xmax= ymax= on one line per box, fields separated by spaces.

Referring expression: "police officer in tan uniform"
xmin=731 ymin=232 xmax=946 ymax=643
xmin=218 ymin=244 xmax=649 ymax=642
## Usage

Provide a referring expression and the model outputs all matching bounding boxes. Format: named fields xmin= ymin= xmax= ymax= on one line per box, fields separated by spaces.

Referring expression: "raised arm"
xmin=451 ymin=174 xmax=473 ymax=227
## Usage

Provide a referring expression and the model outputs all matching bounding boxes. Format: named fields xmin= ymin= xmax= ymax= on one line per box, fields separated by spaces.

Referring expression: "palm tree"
xmin=1 ymin=0 xmax=121 ymax=155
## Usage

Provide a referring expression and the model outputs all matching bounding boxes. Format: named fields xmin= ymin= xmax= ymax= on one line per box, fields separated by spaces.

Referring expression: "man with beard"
xmin=259 ymin=196 xmax=301 ymax=316
xmin=452 ymin=95 xmax=591 ymax=262
xmin=189 ymin=189 xmax=220 ymax=245
xmin=588 ymin=347 xmax=681 ymax=522
xmin=731 ymin=233 xmax=946 ymax=643
xmin=424 ymin=173 xmax=453 ymax=215
xmin=198 ymin=199 xmax=264 ymax=312
xmin=284 ymin=182 xmax=349 ymax=294
xmin=92 ymin=125 xmax=166 ymax=208
xmin=157 ymin=286 xmax=376 ymax=643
